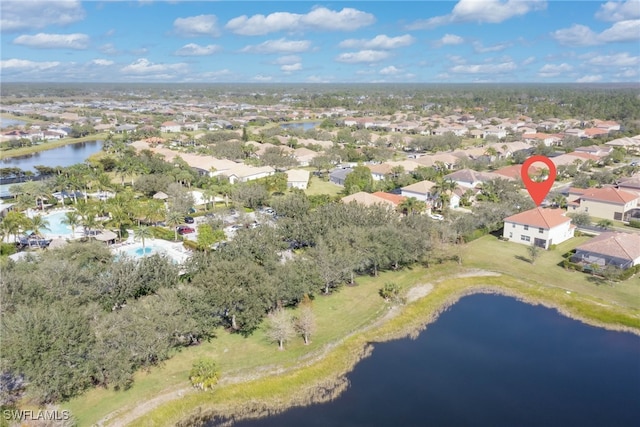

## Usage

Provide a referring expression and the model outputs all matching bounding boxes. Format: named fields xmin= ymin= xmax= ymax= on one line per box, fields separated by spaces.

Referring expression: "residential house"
xmin=503 ymin=207 xmax=574 ymax=249
xmin=401 ymin=180 xmax=437 ymax=204
xmin=572 ymin=232 xmax=640 ymax=270
xmin=286 ymin=169 xmax=310 ymax=190
xmin=292 ymin=147 xmax=319 ymax=167
xmin=617 ymin=175 xmax=640 ymax=198
xmin=574 ymin=145 xmax=613 ymax=158
xmin=444 ymin=169 xmax=505 ymax=189
xmin=222 ymin=165 xmax=275 ymax=184
xmin=160 ymin=121 xmax=181 ymax=133
xmin=341 ymin=191 xmax=403 ymax=210
xmin=523 ymin=133 xmax=562 ymax=146
xmin=329 ymin=168 xmax=353 ymax=186
xmin=366 ymin=160 xmax=421 ymax=181
xmin=568 ymin=187 xmax=639 ymax=221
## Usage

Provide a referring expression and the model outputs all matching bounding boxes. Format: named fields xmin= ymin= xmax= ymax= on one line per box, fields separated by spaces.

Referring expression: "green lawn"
xmin=304 ymin=176 xmax=343 ymax=197
xmin=64 ymin=265 xmax=438 ymax=426
xmin=462 ymin=235 xmax=640 ymax=308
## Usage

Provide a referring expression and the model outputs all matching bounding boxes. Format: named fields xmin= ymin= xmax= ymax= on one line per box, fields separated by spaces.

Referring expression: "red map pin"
xmin=521 ymin=155 xmax=557 ymax=206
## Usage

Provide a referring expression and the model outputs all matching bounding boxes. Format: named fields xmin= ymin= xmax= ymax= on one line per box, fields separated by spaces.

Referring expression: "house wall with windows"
xmin=502 ymin=208 xmax=574 ymax=249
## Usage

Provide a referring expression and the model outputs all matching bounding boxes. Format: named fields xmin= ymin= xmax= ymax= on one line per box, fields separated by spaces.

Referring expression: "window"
xmin=520 ymin=235 xmax=530 ymax=242
xmin=512 ymin=223 xmax=515 ymax=228
xmin=524 ymin=225 xmax=529 ymax=231
xmin=509 ymin=232 xmax=513 ymax=238
xmin=539 ymin=228 xmax=544 ymax=233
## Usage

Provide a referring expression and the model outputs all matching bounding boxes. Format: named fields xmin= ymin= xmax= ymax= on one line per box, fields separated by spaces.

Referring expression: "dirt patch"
xmin=406 ymin=284 xmax=434 ymax=303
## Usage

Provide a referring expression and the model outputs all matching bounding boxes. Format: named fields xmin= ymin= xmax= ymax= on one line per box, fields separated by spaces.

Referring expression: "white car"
xmin=429 ymin=213 xmax=444 ymax=221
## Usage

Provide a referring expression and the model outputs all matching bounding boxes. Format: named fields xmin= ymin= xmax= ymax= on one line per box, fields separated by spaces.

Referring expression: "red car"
xmin=177 ymin=225 xmax=195 ymax=235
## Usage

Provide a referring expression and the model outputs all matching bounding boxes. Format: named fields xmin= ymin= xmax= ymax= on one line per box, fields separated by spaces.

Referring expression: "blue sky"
xmin=1 ymin=0 xmax=639 ymax=83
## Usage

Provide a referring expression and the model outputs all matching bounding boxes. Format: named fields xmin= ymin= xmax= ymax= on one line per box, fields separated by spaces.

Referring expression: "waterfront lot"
xmin=462 ymin=235 xmax=640 ymax=309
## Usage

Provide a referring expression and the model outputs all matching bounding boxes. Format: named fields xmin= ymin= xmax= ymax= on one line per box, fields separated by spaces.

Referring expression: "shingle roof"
xmin=504 ymin=207 xmax=571 ymax=229
xmin=575 ymin=232 xmax=640 ymax=262
xmin=341 ymin=192 xmax=396 ymax=208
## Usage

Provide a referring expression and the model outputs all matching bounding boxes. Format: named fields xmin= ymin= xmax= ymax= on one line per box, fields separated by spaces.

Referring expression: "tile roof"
xmin=401 ymin=179 xmax=436 ymax=194
xmin=372 ymin=191 xmax=406 ymax=206
xmin=573 ymin=187 xmax=638 ymax=205
xmin=341 ymin=192 xmax=396 ymax=208
xmin=575 ymin=232 xmax=640 ymax=262
xmin=504 ymin=207 xmax=571 ymax=229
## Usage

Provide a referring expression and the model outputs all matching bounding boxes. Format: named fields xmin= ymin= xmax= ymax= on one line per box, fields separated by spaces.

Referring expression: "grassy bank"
xmin=63 ymin=235 xmax=640 ymax=426
xmin=0 ymin=133 xmax=108 ymax=158
xmin=64 ymin=265 xmax=439 ymax=426
xmin=137 ymin=272 xmax=640 ymax=427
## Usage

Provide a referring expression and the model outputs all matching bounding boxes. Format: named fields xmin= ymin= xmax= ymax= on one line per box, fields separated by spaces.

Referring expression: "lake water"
xmin=214 ymin=294 xmax=640 ymax=427
xmin=0 ymin=140 xmax=103 ymax=172
xmin=280 ymin=122 xmax=321 ymax=131
xmin=0 ymin=118 xmax=26 ymax=128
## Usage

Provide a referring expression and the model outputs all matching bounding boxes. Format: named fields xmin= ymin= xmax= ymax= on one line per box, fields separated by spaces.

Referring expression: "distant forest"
xmin=2 ymin=83 xmax=640 ymax=123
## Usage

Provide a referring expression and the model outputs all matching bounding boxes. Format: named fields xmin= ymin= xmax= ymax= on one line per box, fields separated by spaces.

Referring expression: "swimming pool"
xmin=37 ymin=210 xmax=79 ymax=238
xmin=114 ymin=239 xmax=189 ymax=264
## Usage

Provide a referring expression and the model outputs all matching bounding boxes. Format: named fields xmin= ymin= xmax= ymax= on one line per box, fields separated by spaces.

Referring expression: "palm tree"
xmin=398 ymin=197 xmax=426 ymax=216
xmin=597 ymin=219 xmax=613 ymax=230
xmin=135 ymin=225 xmax=153 ymax=250
xmin=61 ymin=211 xmax=81 ymax=237
xmin=29 ymin=214 xmax=50 ymax=236
xmin=82 ymin=212 xmax=101 ymax=238
xmin=166 ymin=210 xmax=183 ymax=242
xmin=1 ymin=212 xmax=29 ymax=243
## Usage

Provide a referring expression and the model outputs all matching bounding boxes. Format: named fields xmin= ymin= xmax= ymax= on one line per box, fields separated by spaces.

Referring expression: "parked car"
xmin=429 ymin=213 xmax=444 ymax=221
xmin=177 ymin=225 xmax=195 ymax=235
xmin=184 ymin=216 xmax=195 ymax=224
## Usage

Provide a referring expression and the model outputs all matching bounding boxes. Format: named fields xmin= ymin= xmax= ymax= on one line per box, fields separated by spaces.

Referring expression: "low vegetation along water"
xmin=0 ymin=140 xmax=103 ymax=172
xmin=208 ymin=294 xmax=640 ymax=427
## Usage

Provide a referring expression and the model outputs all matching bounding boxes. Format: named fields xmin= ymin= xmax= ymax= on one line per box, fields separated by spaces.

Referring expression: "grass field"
xmin=462 ymin=234 xmax=640 ymax=308
xmin=304 ymin=176 xmax=343 ymax=197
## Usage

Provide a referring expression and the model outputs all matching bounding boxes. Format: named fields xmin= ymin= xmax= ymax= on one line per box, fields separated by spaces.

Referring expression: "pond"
xmin=0 ymin=117 xmax=26 ymax=128
xmin=280 ymin=122 xmax=321 ymax=131
xmin=1 ymin=140 xmax=103 ymax=172
xmin=214 ymin=294 xmax=640 ymax=427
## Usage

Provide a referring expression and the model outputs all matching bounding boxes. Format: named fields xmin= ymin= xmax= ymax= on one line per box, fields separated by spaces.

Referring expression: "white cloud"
xmin=225 ymin=7 xmax=375 ymax=35
xmin=522 ymin=56 xmax=536 ymax=65
xmin=595 ymin=0 xmax=640 ymax=22
xmin=0 ymin=0 xmax=85 ymax=33
xmin=552 ymin=24 xmax=598 ymax=46
xmin=199 ymin=69 xmax=233 ymax=80
xmin=407 ymin=0 xmax=546 ymax=30
xmin=615 ymin=68 xmax=638 ymax=78
xmin=438 ymin=34 xmax=465 ymax=46
xmin=576 ymin=75 xmax=603 ymax=83
xmin=91 ymin=59 xmax=114 ymax=66
xmin=281 ymin=63 xmax=302 ymax=72
xmin=379 ymin=65 xmax=401 ymax=75
xmin=13 ymin=33 xmax=89 ymax=49
xmin=121 ymin=58 xmax=188 ymax=76
xmin=552 ymin=20 xmax=640 ymax=46
xmin=537 ymin=63 xmax=573 ymax=77
xmin=339 ymin=34 xmax=415 ymax=49
xmin=473 ymin=41 xmax=511 ymax=53
xmin=447 ymin=54 xmax=466 ymax=64
xmin=335 ymin=50 xmax=390 ymax=63
xmin=173 ymin=15 xmax=220 ymax=37
xmin=587 ymin=52 xmax=640 ymax=67
xmin=0 ymin=58 xmax=60 ymax=71
xmin=99 ymin=43 xmax=119 ymax=55
xmin=241 ymin=38 xmax=311 ymax=54
xmin=598 ymin=20 xmax=640 ymax=43
xmin=274 ymin=55 xmax=301 ymax=65
xmin=450 ymin=61 xmax=517 ymax=74
xmin=174 ymin=43 xmax=222 ymax=56
xmin=252 ymin=74 xmax=273 ymax=82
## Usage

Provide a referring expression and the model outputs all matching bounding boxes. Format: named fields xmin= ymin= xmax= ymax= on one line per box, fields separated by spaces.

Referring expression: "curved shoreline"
xmin=130 ymin=271 xmax=640 ymax=427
